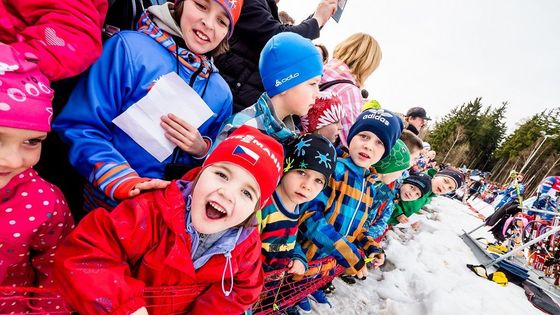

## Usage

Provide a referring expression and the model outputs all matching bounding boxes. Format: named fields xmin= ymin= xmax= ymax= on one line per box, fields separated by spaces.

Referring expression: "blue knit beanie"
xmin=347 ymin=109 xmax=404 ymax=159
xmin=259 ymin=33 xmax=323 ymax=97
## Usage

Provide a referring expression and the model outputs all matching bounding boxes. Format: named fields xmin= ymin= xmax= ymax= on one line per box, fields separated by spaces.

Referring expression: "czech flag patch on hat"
xmin=233 ymin=145 xmax=259 ymax=165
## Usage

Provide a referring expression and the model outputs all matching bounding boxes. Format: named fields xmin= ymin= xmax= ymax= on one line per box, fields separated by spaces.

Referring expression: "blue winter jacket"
xmin=54 ymin=30 xmax=232 ymax=209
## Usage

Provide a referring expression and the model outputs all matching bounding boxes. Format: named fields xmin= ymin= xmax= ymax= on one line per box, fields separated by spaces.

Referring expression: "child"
xmin=0 ymin=44 xmax=74 ymax=313
xmin=53 ymin=125 xmax=284 ymax=315
xmin=53 ymin=0 xmax=243 ymax=211
xmin=296 ymin=109 xmax=402 ymax=311
xmin=215 ymin=32 xmax=323 ymax=145
xmin=389 ymin=167 xmax=464 ymax=225
xmin=300 ymin=92 xmax=346 ymax=144
xmin=366 ymin=140 xmax=412 ymax=238
xmin=400 ymin=129 xmax=424 ymax=163
xmin=260 ymin=134 xmax=337 ymax=274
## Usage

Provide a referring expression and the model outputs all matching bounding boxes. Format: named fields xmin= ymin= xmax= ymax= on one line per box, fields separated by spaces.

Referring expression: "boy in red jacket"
xmin=53 ymin=125 xmax=284 ymax=315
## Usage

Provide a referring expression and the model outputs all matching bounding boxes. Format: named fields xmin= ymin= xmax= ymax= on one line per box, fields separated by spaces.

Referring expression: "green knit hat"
xmin=373 ymin=139 xmax=410 ymax=174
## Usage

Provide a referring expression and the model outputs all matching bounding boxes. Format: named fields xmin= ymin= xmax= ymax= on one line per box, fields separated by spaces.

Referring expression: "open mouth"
xmin=194 ymin=30 xmax=209 ymax=42
xmin=359 ymin=152 xmax=371 ymax=159
xmin=205 ymin=201 xmax=227 ymax=219
xmin=295 ymin=192 xmax=307 ymax=199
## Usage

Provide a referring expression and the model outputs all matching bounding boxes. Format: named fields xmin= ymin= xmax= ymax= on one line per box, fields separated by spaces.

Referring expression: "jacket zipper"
xmin=345 ymin=178 xmax=366 ymax=236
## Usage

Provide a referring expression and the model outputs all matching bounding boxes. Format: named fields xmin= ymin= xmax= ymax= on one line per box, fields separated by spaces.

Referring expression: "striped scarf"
xmin=137 ymin=11 xmax=213 ymax=78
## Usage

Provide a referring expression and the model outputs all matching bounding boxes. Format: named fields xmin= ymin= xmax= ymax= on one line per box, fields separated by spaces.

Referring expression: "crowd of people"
xmin=4 ymin=0 xmax=556 ymax=314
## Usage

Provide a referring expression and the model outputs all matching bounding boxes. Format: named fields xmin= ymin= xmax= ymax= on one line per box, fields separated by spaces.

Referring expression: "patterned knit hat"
xmin=0 ymin=43 xmax=53 ymax=132
xmin=202 ymin=125 xmax=284 ymax=208
xmin=283 ymin=134 xmax=336 ymax=186
xmin=435 ymin=167 xmax=465 ymax=190
xmin=347 ymin=109 xmax=404 ymax=159
xmin=259 ymin=32 xmax=323 ymax=97
xmin=403 ymin=173 xmax=432 ymax=197
xmin=300 ymin=92 xmax=346 ymax=133
xmin=373 ymin=140 xmax=410 ymax=174
xmin=175 ymin=0 xmax=243 ymax=38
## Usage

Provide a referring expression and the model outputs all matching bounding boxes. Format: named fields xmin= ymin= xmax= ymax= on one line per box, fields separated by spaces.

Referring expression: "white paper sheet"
xmin=113 ymin=72 xmax=215 ymax=162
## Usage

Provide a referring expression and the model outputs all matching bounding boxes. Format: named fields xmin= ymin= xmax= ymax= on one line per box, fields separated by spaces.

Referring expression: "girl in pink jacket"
xmin=0 ymin=43 xmax=74 ymax=313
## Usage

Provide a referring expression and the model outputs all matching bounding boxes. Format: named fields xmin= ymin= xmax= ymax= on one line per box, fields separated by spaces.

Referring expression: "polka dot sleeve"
xmin=29 ymin=185 xmax=74 ymax=311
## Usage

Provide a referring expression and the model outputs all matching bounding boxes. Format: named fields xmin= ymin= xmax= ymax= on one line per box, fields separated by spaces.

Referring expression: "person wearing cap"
xmin=0 ymin=43 xmax=74 ymax=314
xmin=300 ymin=91 xmax=346 ymax=144
xmin=389 ymin=167 xmax=465 ymax=225
xmin=215 ymin=32 xmax=324 ymax=146
xmin=214 ymin=0 xmax=338 ymax=113
xmin=54 ymin=0 xmax=245 ymax=212
xmin=405 ymin=107 xmax=431 ymax=136
xmin=259 ymin=134 xmax=337 ymax=277
xmin=54 ymin=125 xmax=284 ymax=315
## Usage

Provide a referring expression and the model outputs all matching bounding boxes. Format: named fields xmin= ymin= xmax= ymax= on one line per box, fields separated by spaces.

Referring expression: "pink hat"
xmin=300 ymin=91 xmax=346 ymax=133
xmin=202 ymin=125 xmax=284 ymax=208
xmin=0 ymin=43 xmax=53 ymax=132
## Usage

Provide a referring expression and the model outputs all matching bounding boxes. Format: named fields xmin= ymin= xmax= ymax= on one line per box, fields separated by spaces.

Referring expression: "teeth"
xmin=195 ymin=30 xmax=209 ymax=41
xmin=209 ymin=201 xmax=226 ymax=214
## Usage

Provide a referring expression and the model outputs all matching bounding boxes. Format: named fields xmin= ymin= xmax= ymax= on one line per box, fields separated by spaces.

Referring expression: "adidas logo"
xmin=275 ymin=72 xmax=300 ymax=87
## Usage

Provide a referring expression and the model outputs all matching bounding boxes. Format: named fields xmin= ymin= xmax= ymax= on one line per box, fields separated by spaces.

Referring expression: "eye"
xmin=315 ymin=178 xmax=325 ymax=186
xmin=359 ymin=134 xmax=369 ymax=140
xmin=242 ymin=189 xmax=253 ymax=200
xmin=23 ymin=138 xmax=44 ymax=147
xmin=218 ymin=17 xmax=229 ymax=28
xmin=297 ymin=170 xmax=306 ymax=176
xmin=194 ymin=0 xmax=207 ymax=10
xmin=215 ymin=171 xmax=228 ymax=180
xmin=375 ymin=139 xmax=383 ymax=145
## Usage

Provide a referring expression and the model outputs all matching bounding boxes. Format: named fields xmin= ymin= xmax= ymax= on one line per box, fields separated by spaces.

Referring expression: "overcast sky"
xmin=278 ymin=0 xmax=560 ymax=133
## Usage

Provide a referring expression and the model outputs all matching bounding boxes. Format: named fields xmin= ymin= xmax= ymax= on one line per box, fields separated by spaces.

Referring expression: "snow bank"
xmin=308 ymin=197 xmax=544 ymax=315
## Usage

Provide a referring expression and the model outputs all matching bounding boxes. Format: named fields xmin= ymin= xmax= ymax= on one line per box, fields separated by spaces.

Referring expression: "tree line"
xmin=425 ymin=98 xmax=560 ymax=196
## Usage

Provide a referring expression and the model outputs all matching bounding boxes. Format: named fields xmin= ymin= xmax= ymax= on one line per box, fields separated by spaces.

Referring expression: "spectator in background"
xmin=320 ymin=33 xmax=382 ymax=148
xmin=404 ymin=107 xmax=431 ymax=136
xmin=215 ymin=0 xmax=338 ymax=113
xmin=0 ymin=0 xmax=107 ymax=81
xmin=279 ymin=10 xmax=295 ymax=25
xmin=315 ymin=43 xmax=329 ymax=64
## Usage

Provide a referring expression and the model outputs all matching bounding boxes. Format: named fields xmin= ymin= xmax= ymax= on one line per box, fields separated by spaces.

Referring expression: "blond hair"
xmin=333 ymin=33 xmax=382 ymax=87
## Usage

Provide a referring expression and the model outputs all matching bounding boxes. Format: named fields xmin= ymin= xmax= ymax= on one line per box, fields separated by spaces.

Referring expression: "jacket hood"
xmin=148 ymin=3 xmax=182 ymax=38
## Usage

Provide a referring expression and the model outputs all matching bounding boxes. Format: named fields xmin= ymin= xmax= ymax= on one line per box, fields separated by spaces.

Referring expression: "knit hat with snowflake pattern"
xmin=283 ymin=134 xmax=337 ymax=186
xmin=300 ymin=92 xmax=346 ymax=133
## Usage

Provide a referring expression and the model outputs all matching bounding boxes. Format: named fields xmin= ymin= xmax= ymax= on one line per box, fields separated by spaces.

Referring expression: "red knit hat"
xmin=300 ymin=92 xmax=346 ymax=133
xmin=175 ymin=0 xmax=243 ymax=38
xmin=0 ymin=43 xmax=53 ymax=132
xmin=202 ymin=125 xmax=284 ymax=208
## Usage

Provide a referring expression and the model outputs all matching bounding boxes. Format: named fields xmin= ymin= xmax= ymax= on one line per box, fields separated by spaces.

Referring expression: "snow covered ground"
xmin=307 ymin=196 xmax=545 ymax=315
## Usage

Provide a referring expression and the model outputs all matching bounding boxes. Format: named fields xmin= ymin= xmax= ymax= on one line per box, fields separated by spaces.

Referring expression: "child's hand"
xmin=131 ymin=307 xmax=149 ymax=315
xmin=161 ymin=114 xmax=208 ymax=157
xmin=368 ymin=252 xmax=385 ymax=269
xmin=287 ymin=259 xmax=306 ymax=275
xmin=130 ymin=179 xmax=171 ymax=197
xmin=411 ymin=221 xmax=422 ymax=230
xmin=397 ymin=214 xmax=409 ymax=224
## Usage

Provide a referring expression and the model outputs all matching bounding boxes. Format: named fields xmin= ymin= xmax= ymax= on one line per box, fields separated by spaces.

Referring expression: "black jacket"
xmin=214 ymin=0 xmax=320 ymax=113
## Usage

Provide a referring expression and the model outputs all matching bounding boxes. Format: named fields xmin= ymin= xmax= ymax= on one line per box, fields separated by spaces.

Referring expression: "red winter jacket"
xmin=0 ymin=0 xmax=107 ymax=81
xmin=53 ymin=181 xmax=264 ymax=315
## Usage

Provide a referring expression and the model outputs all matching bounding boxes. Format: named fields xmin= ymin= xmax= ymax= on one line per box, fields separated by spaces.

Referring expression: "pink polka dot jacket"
xmin=0 ymin=168 xmax=74 ymax=313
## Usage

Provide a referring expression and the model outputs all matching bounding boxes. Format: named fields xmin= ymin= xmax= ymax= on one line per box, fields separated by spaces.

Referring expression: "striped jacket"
xmin=259 ymin=192 xmax=307 ymax=272
xmin=298 ymin=157 xmax=382 ymax=274
xmin=214 ymin=93 xmax=297 ymax=147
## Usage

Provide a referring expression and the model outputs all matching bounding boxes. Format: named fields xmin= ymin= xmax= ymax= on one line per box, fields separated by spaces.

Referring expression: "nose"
xmin=217 ymin=186 xmax=234 ymax=204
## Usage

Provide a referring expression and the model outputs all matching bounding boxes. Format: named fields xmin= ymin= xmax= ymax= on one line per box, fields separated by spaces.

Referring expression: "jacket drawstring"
xmin=221 ymin=251 xmax=234 ymax=296
xmin=221 ymin=228 xmax=243 ymax=296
